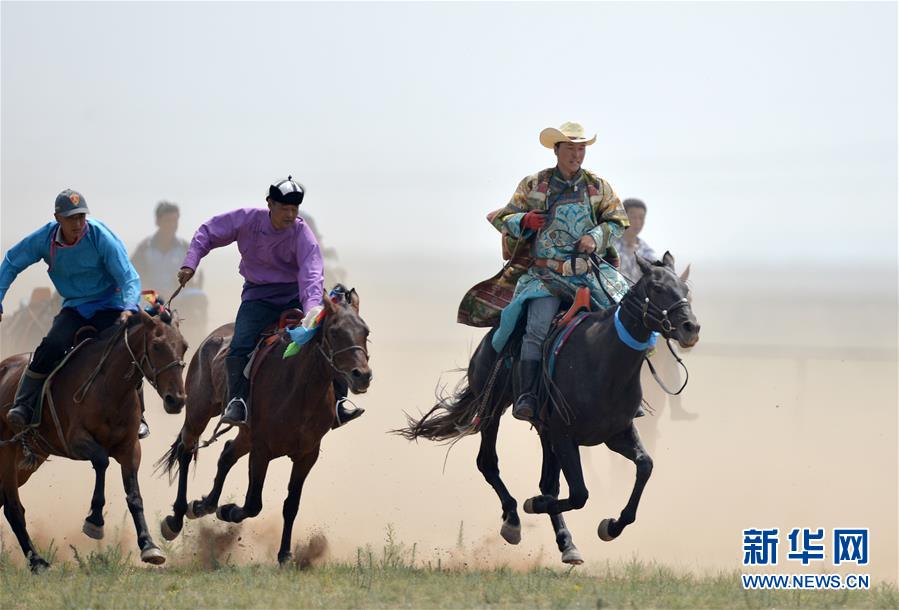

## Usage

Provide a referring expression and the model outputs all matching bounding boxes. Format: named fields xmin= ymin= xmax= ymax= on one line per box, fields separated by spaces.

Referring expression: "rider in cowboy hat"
xmin=487 ymin=122 xmax=630 ymax=423
xmin=177 ymin=176 xmax=363 ymax=429
xmin=0 ymin=189 xmax=151 ymax=436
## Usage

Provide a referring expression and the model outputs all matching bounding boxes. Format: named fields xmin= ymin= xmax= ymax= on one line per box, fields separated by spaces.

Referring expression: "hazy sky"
xmin=2 ymin=1 xmax=896 ymax=267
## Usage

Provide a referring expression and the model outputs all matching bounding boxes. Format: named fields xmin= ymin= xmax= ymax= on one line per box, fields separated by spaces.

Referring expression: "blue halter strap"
xmin=614 ymin=306 xmax=659 ymax=351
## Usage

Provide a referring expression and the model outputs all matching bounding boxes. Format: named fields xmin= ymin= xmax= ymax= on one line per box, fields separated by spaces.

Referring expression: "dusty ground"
xmin=0 ymin=250 xmax=895 ymax=587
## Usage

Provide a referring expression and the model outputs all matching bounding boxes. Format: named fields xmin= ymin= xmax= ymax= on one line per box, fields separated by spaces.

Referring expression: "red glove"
xmin=520 ymin=211 xmax=547 ymax=231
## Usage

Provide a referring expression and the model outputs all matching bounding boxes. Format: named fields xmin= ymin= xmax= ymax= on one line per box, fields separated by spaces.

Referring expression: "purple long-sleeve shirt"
xmin=182 ymin=208 xmax=324 ymax=312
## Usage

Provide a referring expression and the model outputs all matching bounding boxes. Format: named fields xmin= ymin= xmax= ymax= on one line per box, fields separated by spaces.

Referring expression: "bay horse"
xmin=0 ymin=309 xmax=187 ymax=572
xmin=157 ymin=286 xmax=371 ymax=564
xmin=400 ymin=252 xmax=700 ymax=564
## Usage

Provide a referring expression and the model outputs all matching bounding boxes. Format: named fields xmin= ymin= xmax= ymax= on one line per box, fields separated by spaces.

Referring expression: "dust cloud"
xmin=1 ymin=248 xmax=896 ymax=584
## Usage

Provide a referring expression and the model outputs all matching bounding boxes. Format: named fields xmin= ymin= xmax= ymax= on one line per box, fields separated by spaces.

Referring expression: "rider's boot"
xmin=512 ymin=359 xmax=540 ymax=423
xmin=331 ymin=379 xmax=364 ymax=429
xmin=6 ymin=369 xmax=48 ymax=431
xmin=137 ymin=381 xmax=150 ymax=439
xmin=221 ymin=356 xmax=249 ymax=426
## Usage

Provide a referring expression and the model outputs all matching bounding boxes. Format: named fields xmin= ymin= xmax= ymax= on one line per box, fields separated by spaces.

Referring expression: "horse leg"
xmin=192 ymin=431 xmax=250 ymax=518
xmin=276 ymin=447 xmax=320 ymax=565
xmin=523 ymin=436 xmax=588 ymax=515
xmin=538 ymin=433 xmax=582 ymax=565
xmin=82 ymin=444 xmax=109 ymax=540
xmin=0 ymin=452 xmax=48 ymax=572
xmin=118 ymin=442 xmax=165 ymax=565
xmin=162 ymin=405 xmax=226 ymax=538
xmin=216 ymin=446 xmax=269 ymax=524
xmin=160 ymin=430 xmax=195 ymax=541
xmin=597 ymin=424 xmax=653 ymax=541
xmin=476 ymin=416 xmax=520 ymax=544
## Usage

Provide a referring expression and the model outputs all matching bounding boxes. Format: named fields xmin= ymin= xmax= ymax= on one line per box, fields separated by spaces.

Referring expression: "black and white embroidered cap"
xmin=268 ymin=176 xmax=305 ymax=205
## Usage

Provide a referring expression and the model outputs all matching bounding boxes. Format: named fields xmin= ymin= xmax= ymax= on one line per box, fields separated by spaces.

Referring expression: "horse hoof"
xmin=523 ymin=498 xmax=535 ymax=514
xmin=140 ymin=545 xmax=166 ymax=565
xmin=216 ymin=504 xmax=236 ymax=522
xmin=597 ymin=518 xmax=617 ymax=542
xmin=186 ymin=500 xmax=204 ymax=520
xmin=29 ymin=557 xmax=50 ymax=574
xmin=82 ymin=520 xmax=104 ymax=540
xmin=278 ymin=552 xmax=293 ymax=566
xmin=561 ymin=547 xmax=584 ymax=565
xmin=160 ymin=516 xmax=180 ymax=541
xmin=500 ymin=521 xmax=521 ymax=545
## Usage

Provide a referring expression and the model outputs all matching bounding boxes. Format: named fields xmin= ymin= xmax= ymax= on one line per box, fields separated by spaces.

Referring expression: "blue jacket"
xmin=0 ymin=219 xmax=141 ymax=317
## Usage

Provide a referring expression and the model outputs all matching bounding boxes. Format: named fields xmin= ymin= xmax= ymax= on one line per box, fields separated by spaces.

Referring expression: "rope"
xmin=43 ymin=386 xmax=71 ymax=458
xmin=74 ymin=323 xmax=129 ymax=403
xmin=198 ymin=422 xmax=234 ymax=449
xmin=643 ymin=339 xmax=690 ymax=396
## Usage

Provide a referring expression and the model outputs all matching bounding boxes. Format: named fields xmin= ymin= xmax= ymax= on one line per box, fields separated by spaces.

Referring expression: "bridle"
xmin=315 ymin=316 xmax=369 ymax=380
xmin=633 ymin=293 xmax=690 ymax=336
xmin=610 ymin=266 xmax=694 ymax=396
xmin=122 ymin=319 xmax=186 ymax=391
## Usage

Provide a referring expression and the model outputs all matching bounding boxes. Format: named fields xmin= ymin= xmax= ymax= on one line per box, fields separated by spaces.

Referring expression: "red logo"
xmin=69 ymin=193 xmax=80 ymax=206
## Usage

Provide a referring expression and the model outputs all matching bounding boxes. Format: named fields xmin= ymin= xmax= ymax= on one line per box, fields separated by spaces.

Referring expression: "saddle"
xmin=504 ymin=287 xmax=594 ymax=428
xmin=244 ymin=309 xmax=304 ymax=386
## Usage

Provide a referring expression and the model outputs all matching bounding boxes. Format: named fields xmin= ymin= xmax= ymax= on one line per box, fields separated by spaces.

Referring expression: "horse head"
xmin=633 ymin=251 xmax=701 ymax=348
xmin=135 ymin=308 xmax=188 ymax=413
xmin=319 ymin=285 xmax=372 ymax=394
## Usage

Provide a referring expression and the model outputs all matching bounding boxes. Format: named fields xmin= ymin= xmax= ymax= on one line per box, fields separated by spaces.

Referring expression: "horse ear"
xmin=636 ymin=255 xmax=654 ymax=276
xmin=347 ymin=288 xmax=360 ymax=312
xmin=322 ymin=294 xmax=339 ymax=316
xmin=662 ymin=251 xmax=675 ymax=269
xmin=680 ymin=263 xmax=691 ymax=283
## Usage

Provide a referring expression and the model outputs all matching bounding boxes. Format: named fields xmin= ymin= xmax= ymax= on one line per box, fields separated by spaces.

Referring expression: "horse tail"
xmin=397 ymin=357 xmax=507 ymax=443
xmin=154 ymin=433 xmax=193 ymax=480
xmin=396 ymin=378 xmax=480 ymax=442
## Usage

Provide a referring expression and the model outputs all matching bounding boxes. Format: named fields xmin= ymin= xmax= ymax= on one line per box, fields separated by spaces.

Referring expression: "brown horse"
xmin=158 ymin=286 xmax=371 ymax=564
xmin=0 ymin=309 xmax=187 ymax=572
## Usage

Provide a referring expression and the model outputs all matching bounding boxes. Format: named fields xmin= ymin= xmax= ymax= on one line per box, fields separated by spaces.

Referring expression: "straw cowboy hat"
xmin=539 ymin=121 xmax=597 ymax=148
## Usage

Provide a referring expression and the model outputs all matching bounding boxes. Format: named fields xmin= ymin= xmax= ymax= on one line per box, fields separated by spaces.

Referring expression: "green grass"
xmin=0 ymin=530 xmax=895 ymax=610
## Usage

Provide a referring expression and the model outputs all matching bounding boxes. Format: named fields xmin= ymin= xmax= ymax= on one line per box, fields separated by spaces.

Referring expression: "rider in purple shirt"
xmin=177 ymin=177 xmax=363 ymax=428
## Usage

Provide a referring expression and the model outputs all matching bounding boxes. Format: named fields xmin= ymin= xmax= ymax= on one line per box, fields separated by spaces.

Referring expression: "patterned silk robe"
xmin=457 ymin=167 xmax=629 ymax=352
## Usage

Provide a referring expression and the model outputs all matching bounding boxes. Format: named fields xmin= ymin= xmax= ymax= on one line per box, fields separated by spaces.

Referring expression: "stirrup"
xmin=221 ymin=397 xmax=248 ymax=426
xmin=138 ymin=416 xmax=151 ymax=439
xmin=333 ymin=399 xmax=364 ymax=429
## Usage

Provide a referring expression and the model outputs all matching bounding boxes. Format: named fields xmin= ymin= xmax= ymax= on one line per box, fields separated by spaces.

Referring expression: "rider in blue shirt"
xmin=0 ymin=190 xmax=146 ymax=435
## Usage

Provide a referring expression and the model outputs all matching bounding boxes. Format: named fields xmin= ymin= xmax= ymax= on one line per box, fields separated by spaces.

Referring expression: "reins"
xmin=566 ymin=239 xmax=693 ymax=397
xmin=122 ymin=325 xmax=186 ymax=391
xmin=1 ymin=318 xmax=185 ymax=458
xmin=317 ymin=334 xmax=368 ymax=380
xmin=616 ymin=279 xmax=691 ymax=396
xmin=74 ymin=322 xmax=129 ymax=403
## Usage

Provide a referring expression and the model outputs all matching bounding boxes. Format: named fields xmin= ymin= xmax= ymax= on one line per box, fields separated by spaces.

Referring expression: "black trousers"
xmin=30 ymin=307 xmax=121 ymax=375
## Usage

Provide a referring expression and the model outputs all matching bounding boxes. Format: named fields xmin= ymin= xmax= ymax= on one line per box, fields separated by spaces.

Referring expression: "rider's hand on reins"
xmin=119 ymin=310 xmax=134 ymax=324
xmin=177 ymin=267 xmax=195 ymax=286
xmin=576 ymin=235 xmax=597 ymax=254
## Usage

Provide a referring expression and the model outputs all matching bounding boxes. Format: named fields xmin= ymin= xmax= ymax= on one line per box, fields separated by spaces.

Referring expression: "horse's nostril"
xmin=351 ymin=369 xmax=372 ymax=384
xmin=164 ymin=394 xmax=185 ymax=409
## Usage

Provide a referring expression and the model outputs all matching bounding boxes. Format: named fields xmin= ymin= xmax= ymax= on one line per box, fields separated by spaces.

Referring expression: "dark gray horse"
xmin=400 ymin=252 xmax=700 ymax=564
